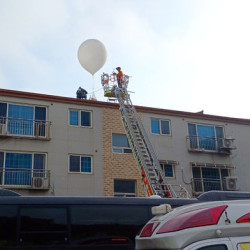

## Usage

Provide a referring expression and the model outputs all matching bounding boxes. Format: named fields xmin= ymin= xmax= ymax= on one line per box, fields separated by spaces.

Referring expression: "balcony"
xmin=0 ymin=117 xmax=51 ymax=140
xmin=186 ymin=136 xmax=235 ymax=154
xmin=191 ymin=176 xmax=238 ymax=196
xmin=0 ymin=168 xmax=50 ymax=190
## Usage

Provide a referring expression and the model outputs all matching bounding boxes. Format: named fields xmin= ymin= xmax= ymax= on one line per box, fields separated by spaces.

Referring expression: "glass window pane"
xmin=192 ymin=167 xmax=201 ymax=178
xmin=197 ymin=125 xmax=216 ymax=150
xmin=221 ymin=169 xmax=229 ymax=179
xmin=34 ymin=154 xmax=45 ymax=177
xmin=161 ymin=120 xmax=170 ymax=134
xmin=0 ymin=205 xmax=17 ymax=246
xmin=20 ymin=206 xmax=68 ymax=245
xmin=20 ymin=207 xmax=67 ymax=231
xmin=81 ymin=111 xmax=91 ymax=127
xmin=35 ymin=107 xmax=46 ymax=121
xmin=81 ymin=157 xmax=92 ymax=173
xmin=35 ymin=107 xmax=46 ymax=136
xmin=70 ymin=155 xmax=80 ymax=172
xmin=0 ymin=152 xmax=3 ymax=185
xmin=188 ymin=123 xmax=196 ymax=136
xmin=202 ymin=168 xmax=221 ymax=191
xmin=8 ymin=104 xmax=34 ymax=136
xmin=164 ymin=164 xmax=173 ymax=177
xmin=5 ymin=153 xmax=32 ymax=185
xmin=70 ymin=204 xmax=149 ymax=246
xmin=215 ymin=126 xmax=224 ymax=138
xmin=0 ymin=152 xmax=3 ymax=168
xmin=70 ymin=110 xmax=78 ymax=126
xmin=0 ymin=103 xmax=7 ymax=124
xmin=113 ymin=148 xmax=123 ymax=153
xmin=112 ymin=134 xmax=130 ymax=148
xmin=151 ymin=119 xmax=160 ymax=134
xmin=114 ymin=179 xmax=135 ymax=194
xmin=188 ymin=123 xmax=198 ymax=148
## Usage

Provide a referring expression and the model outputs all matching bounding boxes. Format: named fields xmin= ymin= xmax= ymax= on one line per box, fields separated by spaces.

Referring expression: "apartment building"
xmin=1 ymin=88 xmax=250 ymax=197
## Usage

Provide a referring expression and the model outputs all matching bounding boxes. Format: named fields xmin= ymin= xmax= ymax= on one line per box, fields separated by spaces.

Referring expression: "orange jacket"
xmin=117 ymin=70 xmax=123 ymax=81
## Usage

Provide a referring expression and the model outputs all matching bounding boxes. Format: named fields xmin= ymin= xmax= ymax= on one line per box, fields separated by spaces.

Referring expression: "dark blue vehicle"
xmin=0 ymin=189 xmax=250 ymax=249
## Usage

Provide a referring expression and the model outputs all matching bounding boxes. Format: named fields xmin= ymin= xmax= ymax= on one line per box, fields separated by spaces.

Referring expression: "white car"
xmin=136 ymin=200 xmax=250 ymax=250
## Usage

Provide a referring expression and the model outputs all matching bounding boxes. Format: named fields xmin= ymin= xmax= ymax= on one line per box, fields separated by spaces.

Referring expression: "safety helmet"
xmin=116 ymin=67 xmax=121 ymax=70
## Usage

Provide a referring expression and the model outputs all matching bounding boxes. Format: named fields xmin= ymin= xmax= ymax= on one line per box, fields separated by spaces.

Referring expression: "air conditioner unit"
xmin=0 ymin=124 xmax=7 ymax=135
xmin=32 ymin=177 xmax=49 ymax=189
xmin=220 ymin=138 xmax=235 ymax=149
xmin=223 ymin=177 xmax=239 ymax=191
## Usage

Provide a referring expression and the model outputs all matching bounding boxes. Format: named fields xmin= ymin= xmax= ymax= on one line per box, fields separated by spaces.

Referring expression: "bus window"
xmin=19 ymin=206 xmax=68 ymax=245
xmin=70 ymin=204 xmax=150 ymax=246
xmin=0 ymin=205 xmax=17 ymax=246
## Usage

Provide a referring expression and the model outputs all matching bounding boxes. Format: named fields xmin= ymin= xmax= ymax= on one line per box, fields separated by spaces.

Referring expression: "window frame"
xmin=160 ymin=163 xmax=175 ymax=178
xmin=151 ymin=118 xmax=171 ymax=136
xmin=114 ymin=179 xmax=137 ymax=197
xmin=192 ymin=166 xmax=230 ymax=193
xmin=112 ymin=133 xmax=132 ymax=154
xmin=0 ymin=151 xmax=47 ymax=186
xmin=0 ymin=102 xmax=48 ymax=137
xmin=188 ymin=123 xmax=225 ymax=152
xmin=68 ymin=154 xmax=93 ymax=174
xmin=69 ymin=109 xmax=92 ymax=128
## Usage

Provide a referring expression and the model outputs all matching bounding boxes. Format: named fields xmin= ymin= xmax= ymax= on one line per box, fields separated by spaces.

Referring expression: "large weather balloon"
xmin=78 ymin=39 xmax=107 ymax=76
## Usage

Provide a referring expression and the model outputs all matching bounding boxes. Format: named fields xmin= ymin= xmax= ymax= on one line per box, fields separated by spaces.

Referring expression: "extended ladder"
xmin=101 ymin=73 xmax=189 ymax=198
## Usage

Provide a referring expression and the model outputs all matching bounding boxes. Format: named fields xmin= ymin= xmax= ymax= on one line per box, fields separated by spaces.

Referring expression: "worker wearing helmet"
xmin=116 ymin=67 xmax=123 ymax=88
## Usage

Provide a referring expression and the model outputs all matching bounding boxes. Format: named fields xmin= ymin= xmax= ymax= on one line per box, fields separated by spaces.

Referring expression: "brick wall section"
xmin=102 ymin=107 xmax=145 ymax=197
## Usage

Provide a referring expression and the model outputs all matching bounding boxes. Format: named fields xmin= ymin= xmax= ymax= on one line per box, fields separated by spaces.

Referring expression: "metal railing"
xmin=186 ymin=136 xmax=232 ymax=153
xmin=0 ymin=168 xmax=50 ymax=189
xmin=0 ymin=116 xmax=51 ymax=139
xmin=191 ymin=178 xmax=223 ymax=194
xmin=167 ymin=184 xmax=191 ymax=198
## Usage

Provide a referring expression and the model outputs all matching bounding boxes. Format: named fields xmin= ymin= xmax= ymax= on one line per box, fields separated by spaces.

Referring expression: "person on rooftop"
xmin=116 ymin=67 xmax=123 ymax=88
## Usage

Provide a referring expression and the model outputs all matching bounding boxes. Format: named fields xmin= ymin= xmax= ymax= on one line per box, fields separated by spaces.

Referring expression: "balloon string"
xmin=89 ymin=87 xmax=103 ymax=95
xmin=92 ymin=75 xmax=95 ymax=96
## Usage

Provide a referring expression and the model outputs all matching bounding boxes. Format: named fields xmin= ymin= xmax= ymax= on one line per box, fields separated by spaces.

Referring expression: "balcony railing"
xmin=186 ymin=136 xmax=235 ymax=154
xmin=0 ymin=168 xmax=50 ymax=189
xmin=191 ymin=178 xmax=224 ymax=194
xmin=0 ymin=116 xmax=51 ymax=140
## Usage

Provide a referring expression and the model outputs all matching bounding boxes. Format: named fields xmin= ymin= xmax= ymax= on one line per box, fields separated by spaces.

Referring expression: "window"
xmin=20 ymin=206 xmax=68 ymax=245
xmin=112 ymin=134 xmax=132 ymax=153
xmin=151 ymin=118 xmax=170 ymax=135
xmin=70 ymin=204 xmax=149 ymax=246
xmin=0 ymin=102 xmax=47 ymax=137
xmin=160 ymin=163 xmax=175 ymax=178
xmin=192 ymin=166 xmax=229 ymax=193
xmin=69 ymin=155 xmax=92 ymax=173
xmin=114 ymin=179 xmax=136 ymax=197
xmin=0 ymin=152 xmax=46 ymax=186
xmin=0 ymin=102 xmax=7 ymax=124
xmin=188 ymin=123 xmax=224 ymax=151
xmin=0 ymin=205 xmax=17 ymax=246
xmin=69 ymin=110 xmax=91 ymax=127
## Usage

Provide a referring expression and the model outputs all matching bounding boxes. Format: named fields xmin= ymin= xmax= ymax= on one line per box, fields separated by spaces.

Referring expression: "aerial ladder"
xmin=101 ymin=72 xmax=190 ymax=198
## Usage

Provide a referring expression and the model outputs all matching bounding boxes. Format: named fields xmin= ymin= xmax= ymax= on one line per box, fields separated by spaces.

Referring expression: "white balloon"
xmin=78 ymin=39 xmax=107 ymax=75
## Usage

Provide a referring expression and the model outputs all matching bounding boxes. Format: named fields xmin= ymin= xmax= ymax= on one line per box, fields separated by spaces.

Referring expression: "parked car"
xmin=136 ymin=200 xmax=250 ymax=250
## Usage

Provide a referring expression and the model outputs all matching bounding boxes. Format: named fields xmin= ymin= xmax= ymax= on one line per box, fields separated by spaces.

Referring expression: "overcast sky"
xmin=1 ymin=0 xmax=250 ymax=119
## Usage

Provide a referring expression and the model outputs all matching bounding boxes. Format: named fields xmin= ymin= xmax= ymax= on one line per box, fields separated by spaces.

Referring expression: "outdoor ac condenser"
xmin=32 ymin=177 xmax=49 ymax=189
xmin=223 ymin=177 xmax=239 ymax=191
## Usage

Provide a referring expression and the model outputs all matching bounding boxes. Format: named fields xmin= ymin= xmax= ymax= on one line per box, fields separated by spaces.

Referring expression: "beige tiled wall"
xmin=102 ymin=107 xmax=145 ymax=197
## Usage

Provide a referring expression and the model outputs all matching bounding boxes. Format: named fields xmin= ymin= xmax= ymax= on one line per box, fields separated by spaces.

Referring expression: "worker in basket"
xmin=116 ymin=67 xmax=123 ymax=88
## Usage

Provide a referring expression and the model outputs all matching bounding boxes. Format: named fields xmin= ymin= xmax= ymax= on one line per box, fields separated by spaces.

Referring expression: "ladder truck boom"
xmin=101 ymin=72 xmax=189 ymax=198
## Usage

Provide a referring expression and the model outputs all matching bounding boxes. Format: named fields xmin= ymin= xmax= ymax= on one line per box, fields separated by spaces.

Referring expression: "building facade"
xmin=1 ymin=88 xmax=250 ymax=197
